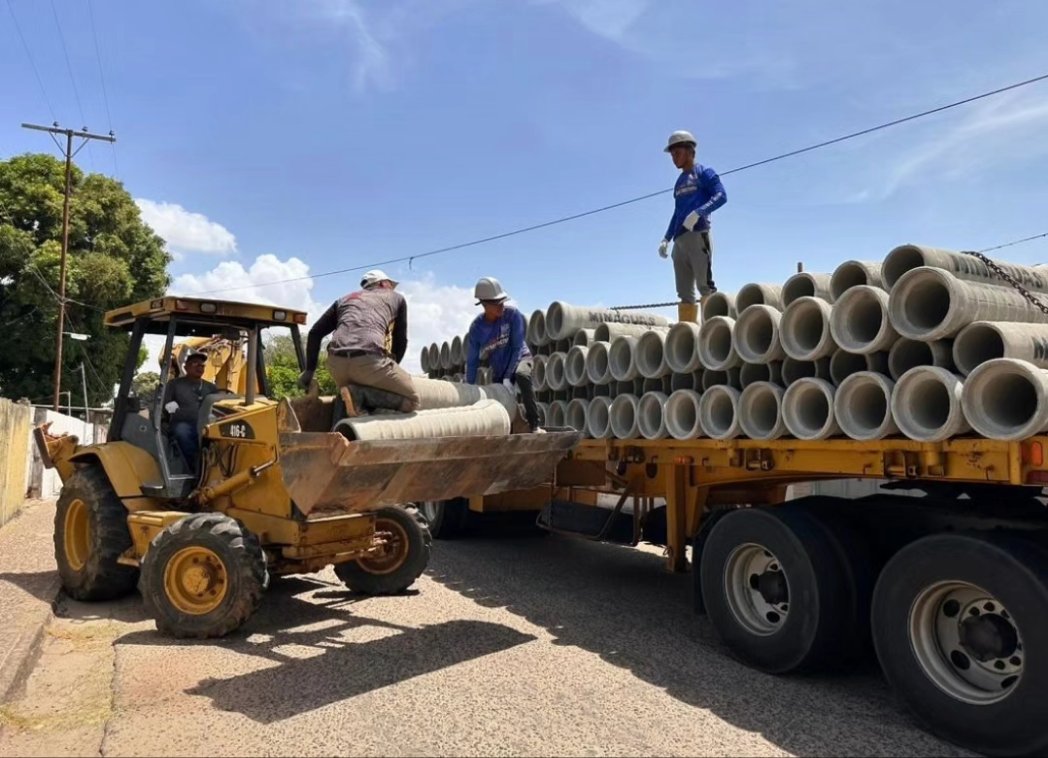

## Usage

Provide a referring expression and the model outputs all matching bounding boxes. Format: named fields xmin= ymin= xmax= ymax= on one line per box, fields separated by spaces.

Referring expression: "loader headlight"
xmin=273 ymin=310 xmax=287 ymax=321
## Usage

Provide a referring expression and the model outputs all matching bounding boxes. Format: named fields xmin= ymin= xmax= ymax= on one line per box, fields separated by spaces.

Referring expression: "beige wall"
xmin=0 ymin=398 xmax=32 ymax=526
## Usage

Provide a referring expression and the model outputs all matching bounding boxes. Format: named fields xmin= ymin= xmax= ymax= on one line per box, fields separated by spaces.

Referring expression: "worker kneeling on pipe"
xmin=298 ymin=269 xmax=420 ymax=416
xmin=658 ymin=130 xmax=727 ymax=324
xmin=466 ymin=276 xmax=545 ymax=434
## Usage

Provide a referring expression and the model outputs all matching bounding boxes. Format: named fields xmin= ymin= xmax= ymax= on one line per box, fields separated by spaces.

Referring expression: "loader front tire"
xmin=140 ymin=513 xmax=267 ymax=639
xmin=335 ymin=506 xmax=431 ymax=595
xmin=54 ymin=465 xmax=138 ymax=601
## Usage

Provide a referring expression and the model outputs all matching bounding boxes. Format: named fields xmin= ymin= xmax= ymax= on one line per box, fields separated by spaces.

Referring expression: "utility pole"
xmin=21 ymin=123 xmax=116 ymax=410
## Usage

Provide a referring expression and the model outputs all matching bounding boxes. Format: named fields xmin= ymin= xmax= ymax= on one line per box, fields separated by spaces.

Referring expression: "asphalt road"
xmin=0 ymin=520 xmax=969 ymax=757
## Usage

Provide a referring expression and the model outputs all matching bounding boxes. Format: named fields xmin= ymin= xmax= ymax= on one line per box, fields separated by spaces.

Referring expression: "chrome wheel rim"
xmin=724 ymin=543 xmax=790 ymax=636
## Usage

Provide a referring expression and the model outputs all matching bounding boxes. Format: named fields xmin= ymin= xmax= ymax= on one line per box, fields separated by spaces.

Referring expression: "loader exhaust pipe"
xmin=890 ymin=366 xmax=969 ymax=442
xmin=834 ymin=371 xmax=898 ymax=440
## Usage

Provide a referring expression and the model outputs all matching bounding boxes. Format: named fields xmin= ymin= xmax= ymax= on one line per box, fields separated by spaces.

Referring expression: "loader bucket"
xmin=278 ymin=430 xmax=580 ymax=516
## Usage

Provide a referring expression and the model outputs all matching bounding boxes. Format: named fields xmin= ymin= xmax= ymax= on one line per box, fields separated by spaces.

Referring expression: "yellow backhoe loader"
xmin=35 ymin=296 xmax=577 ymax=638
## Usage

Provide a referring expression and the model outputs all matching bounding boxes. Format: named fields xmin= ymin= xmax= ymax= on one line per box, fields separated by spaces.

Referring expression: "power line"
xmin=86 ymin=0 xmax=118 ymax=177
xmin=190 ymin=71 xmax=1048 ymax=296
xmin=49 ymin=0 xmax=94 ymax=170
xmin=5 ymin=0 xmax=57 ymax=122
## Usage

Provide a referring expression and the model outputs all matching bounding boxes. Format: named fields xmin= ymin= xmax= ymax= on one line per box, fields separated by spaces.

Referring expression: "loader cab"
xmin=104 ymin=297 xmax=308 ymax=499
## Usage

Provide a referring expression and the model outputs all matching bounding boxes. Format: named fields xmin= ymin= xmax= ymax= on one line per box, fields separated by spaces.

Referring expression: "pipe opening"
xmin=666 ymin=391 xmax=700 ymax=439
xmin=637 ymin=333 xmax=664 ymax=377
xmin=900 ymin=277 xmax=950 ymax=332
xmin=786 ymin=302 xmax=826 ymax=353
xmin=782 ymin=357 xmax=816 ymax=385
xmin=831 ymin=264 xmax=868 ymax=300
xmin=980 ymin=373 xmax=1038 ymax=429
xmin=609 ymin=339 xmax=634 ymax=380
xmin=741 ymin=313 xmax=774 ymax=357
xmin=706 ymin=392 xmax=736 ymax=435
xmin=740 ymin=362 xmax=770 ymax=387
xmin=704 ymin=322 xmax=734 ymax=364
xmin=639 ymin=394 xmax=665 ymax=438
xmin=703 ymin=292 xmax=733 ymax=319
xmin=566 ymin=400 xmax=588 ymax=432
xmin=830 ymin=351 xmax=866 ymax=385
xmin=587 ymin=344 xmax=610 ymax=383
xmin=736 ymin=285 xmax=768 ymax=313
xmin=841 ymin=295 xmax=884 ymax=344
xmin=666 ymin=326 xmax=697 ymax=372
xmin=671 ymin=372 xmax=695 ymax=391
xmin=883 ymin=246 xmax=926 ymax=288
xmin=783 ymin=276 xmax=815 ymax=306
xmin=848 ymin=382 xmax=889 ymax=432
xmin=702 ymin=369 xmax=728 ymax=391
xmin=566 ymin=349 xmax=587 ymax=386
xmin=546 ymin=303 xmax=566 ymax=340
xmin=611 ymin=397 xmax=637 ymax=438
xmin=588 ymin=397 xmax=611 ymax=437
xmin=954 ymin=325 xmax=1005 ymax=375
xmin=747 ymin=389 xmax=780 ymax=436
xmin=890 ymin=339 xmax=933 ymax=379
xmin=908 ymin=378 xmax=951 ymax=431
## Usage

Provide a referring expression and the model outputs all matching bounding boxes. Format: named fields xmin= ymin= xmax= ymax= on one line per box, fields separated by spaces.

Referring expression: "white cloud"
xmin=135 ymin=199 xmax=238 ymax=257
xmin=170 ymin=254 xmax=323 ymax=318
xmin=536 ymin=0 xmax=651 ymax=41
xmin=398 ymin=274 xmax=478 ymax=374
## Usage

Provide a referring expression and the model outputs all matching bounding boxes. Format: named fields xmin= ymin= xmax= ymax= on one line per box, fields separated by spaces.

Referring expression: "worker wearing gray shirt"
xmin=163 ymin=351 xmax=217 ymax=471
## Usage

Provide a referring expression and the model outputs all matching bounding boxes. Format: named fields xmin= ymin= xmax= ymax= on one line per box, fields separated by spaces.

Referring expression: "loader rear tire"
xmin=54 ymin=465 xmax=138 ymax=601
xmin=336 ymin=505 xmax=431 ymax=595
xmin=140 ymin=513 xmax=268 ymax=639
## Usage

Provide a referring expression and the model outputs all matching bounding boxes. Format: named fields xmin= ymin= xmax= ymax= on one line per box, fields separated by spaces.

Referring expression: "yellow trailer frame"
xmin=559 ymin=436 xmax=1048 ymax=571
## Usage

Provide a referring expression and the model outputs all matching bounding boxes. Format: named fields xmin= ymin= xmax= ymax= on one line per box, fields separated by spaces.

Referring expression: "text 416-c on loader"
xmin=36 ymin=296 xmax=577 ymax=638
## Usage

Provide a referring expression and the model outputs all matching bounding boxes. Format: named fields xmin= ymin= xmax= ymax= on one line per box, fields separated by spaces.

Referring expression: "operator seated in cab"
xmin=162 ymin=351 xmax=218 ymax=473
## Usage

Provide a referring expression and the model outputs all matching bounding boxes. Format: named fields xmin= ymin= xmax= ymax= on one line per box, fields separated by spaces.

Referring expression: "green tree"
xmin=132 ymin=371 xmax=161 ymax=407
xmin=0 ymin=154 xmax=171 ymax=405
xmin=263 ymin=333 xmax=335 ymax=399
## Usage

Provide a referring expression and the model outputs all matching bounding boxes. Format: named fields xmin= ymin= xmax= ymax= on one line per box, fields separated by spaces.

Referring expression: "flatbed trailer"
xmin=426 ymin=434 xmax=1048 ymax=756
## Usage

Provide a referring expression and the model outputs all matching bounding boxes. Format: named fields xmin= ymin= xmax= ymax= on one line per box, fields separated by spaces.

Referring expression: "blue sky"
xmin=3 ymin=0 xmax=1048 ymax=371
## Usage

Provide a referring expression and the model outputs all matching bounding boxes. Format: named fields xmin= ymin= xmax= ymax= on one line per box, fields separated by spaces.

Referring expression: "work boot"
xmin=677 ymin=302 xmax=699 ymax=324
xmin=340 ymin=386 xmax=361 ymax=418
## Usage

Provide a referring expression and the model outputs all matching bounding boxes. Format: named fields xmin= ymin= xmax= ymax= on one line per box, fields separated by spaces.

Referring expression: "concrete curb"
xmin=0 ymin=500 xmax=62 ymax=703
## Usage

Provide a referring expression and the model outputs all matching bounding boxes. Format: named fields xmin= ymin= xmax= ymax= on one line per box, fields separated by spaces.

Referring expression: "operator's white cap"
xmin=360 ymin=269 xmax=398 ymax=288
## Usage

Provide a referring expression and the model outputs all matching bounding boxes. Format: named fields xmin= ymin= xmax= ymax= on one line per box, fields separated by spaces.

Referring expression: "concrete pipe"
xmin=439 ymin=341 xmax=452 ymax=370
xmin=419 ymin=345 xmax=431 ymax=374
xmin=739 ymin=361 xmax=783 ymax=388
xmin=572 ymin=385 xmax=589 ymax=400
xmin=545 ymin=301 xmax=669 ymax=341
xmin=781 ymin=296 xmax=836 ymax=361
xmin=829 ymin=285 xmax=898 ymax=355
xmin=546 ymin=352 xmax=568 ymax=391
xmin=554 ymin=338 xmax=571 ymax=355
xmin=882 ymin=243 xmax=1048 ymax=292
xmin=961 ymin=358 xmax=1048 ymax=441
xmin=428 ymin=342 xmax=440 ymax=370
xmin=613 ymin=380 xmax=634 ymax=398
xmin=781 ymin=356 xmax=831 ymax=386
xmin=414 ymin=376 xmax=493 ymax=411
xmin=566 ymin=398 xmax=590 ymax=435
xmin=665 ymin=322 xmax=703 ymax=374
xmin=670 ymin=372 xmax=696 ymax=391
xmin=536 ymin=402 xmax=548 ymax=428
xmin=888 ymin=338 xmax=954 ymax=381
xmin=573 ymin=328 xmax=597 ymax=347
xmin=665 ymin=389 xmax=704 ymax=440
xmin=593 ymin=322 xmax=670 ymax=342
xmin=733 ymin=304 xmax=786 ymax=364
xmin=834 ymin=371 xmax=898 ymax=441
xmin=338 ymin=399 xmax=510 ymax=441
xmin=592 ymin=383 xmax=612 ymax=398
xmin=698 ymin=316 xmax=742 ymax=370
xmin=638 ymin=391 xmax=669 ymax=439
xmin=693 ymin=368 xmax=705 ymax=390
xmin=782 ymin=271 xmax=833 ymax=307
xmin=888 ymin=267 xmax=1048 ymax=341
xmin=736 ymin=283 xmax=784 ymax=313
xmin=782 ymin=377 xmax=840 ymax=440
xmin=637 ymin=330 xmax=670 ymax=379
xmin=661 ymin=375 xmax=673 ymax=394
xmin=533 ymin=354 xmax=548 ymax=392
xmin=890 ymin=366 xmax=969 ymax=442
xmin=547 ymin=399 xmax=568 ymax=428
xmin=610 ymin=393 xmax=640 ymax=439
xmin=609 ymin=336 xmax=641 ymax=382
xmin=830 ymin=260 xmax=885 ymax=301
xmin=953 ymin=321 xmax=1048 ymax=376
xmin=586 ymin=395 xmax=614 ymax=439
xmin=739 ymin=381 xmax=788 ymax=440
xmin=641 ymin=377 xmax=662 ymax=394
xmin=585 ymin=341 xmax=613 ymax=385
xmin=451 ymin=335 xmax=463 ymax=367
xmin=565 ymin=345 xmax=590 ymax=387
xmin=632 ymin=377 xmax=646 ymax=396
xmin=528 ymin=309 xmax=549 ymax=346
xmin=698 ymin=385 xmax=742 ymax=440
xmin=702 ymin=291 xmax=737 ymax=321
xmin=701 ymin=366 xmax=741 ymax=391
xmin=866 ymin=351 xmax=890 ymax=375
xmin=829 ymin=349 xmax=867 ymax=386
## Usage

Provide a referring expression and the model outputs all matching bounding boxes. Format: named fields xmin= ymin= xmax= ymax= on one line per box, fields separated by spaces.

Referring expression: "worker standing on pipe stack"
xmin=298 ymin=269 xmax=420 ymax=416
xmin=658 ymin=130 xmax=727 ymax=324
xmin=466 ymin=277 xmax=545 ymax=434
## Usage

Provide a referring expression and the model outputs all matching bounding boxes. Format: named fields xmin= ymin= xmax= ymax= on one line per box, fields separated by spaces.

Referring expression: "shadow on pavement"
xmin=425 ymin=524 xmax=967 ymax=758
xmin=0 ymin=570 xmax=60 ymax=604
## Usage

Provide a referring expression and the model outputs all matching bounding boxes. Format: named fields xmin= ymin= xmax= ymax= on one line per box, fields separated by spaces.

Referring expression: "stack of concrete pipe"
xmin=419 ymin=335 xmax=494 ymax=385
xmin=423 ymin=246 xmax=1048 ymax=443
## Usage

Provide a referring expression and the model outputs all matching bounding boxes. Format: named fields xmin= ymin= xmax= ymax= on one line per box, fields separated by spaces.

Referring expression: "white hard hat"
xmin=664 ymin=130 xmax=697 ymax=152
xmin=360 ymin=269 xmax=398 ymax=288
xmin=474 ymin=276 xmax=509 ymax=304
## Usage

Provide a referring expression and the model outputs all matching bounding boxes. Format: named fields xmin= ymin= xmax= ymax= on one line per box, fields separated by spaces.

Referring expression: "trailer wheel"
xmin=700 ymin=506 xmax=849 ymax=673
xmin=871 ymin=532 xmax=1048 ymax=757
xmin=54 ymin=465 xmax=139 ymax=601
xmin=336 ymin=506 xmax=431 ymax=594
xmin=140 ymin=513 xmax=268 ymax=639
xmin=418 ymin=498 xmax=469 ymax=539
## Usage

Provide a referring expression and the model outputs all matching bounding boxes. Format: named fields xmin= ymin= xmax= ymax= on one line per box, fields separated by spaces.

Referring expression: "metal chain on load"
xmin=967 ymin=250 xmax=1048 ymax=318
xmin=608 ymin=301 xmax=676 ymax=311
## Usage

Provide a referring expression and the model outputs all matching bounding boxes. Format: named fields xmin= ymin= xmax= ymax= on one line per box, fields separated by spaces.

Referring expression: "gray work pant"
xmin=672 ymin=230 xmax=716 ymax=304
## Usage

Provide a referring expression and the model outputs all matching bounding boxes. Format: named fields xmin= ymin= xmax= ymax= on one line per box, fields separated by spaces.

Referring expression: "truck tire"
xmin=336 ymin=506 xmax=431 ymax=594
xmin=54 ymin=465 xmax=138 ymax=601
xmin=418 ymin=498 xmax=469 ymax=539
xmin=140 ymin=513 xmax=268 ymax=639
xmin=871 ymin=532 xmax=1048 ymax=757
xmin=699 ymin=506 xmax=850 ymax=673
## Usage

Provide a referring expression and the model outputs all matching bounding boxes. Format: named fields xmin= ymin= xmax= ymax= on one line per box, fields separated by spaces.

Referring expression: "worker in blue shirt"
xmin=465 ymin=277 xmax=544 ymax=433
xmin=658 ymin=130 xmax=727 ymax=323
